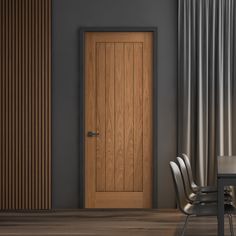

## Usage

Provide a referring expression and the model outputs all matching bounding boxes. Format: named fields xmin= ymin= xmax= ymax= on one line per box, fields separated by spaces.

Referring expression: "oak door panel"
xmin=85 ymin=32 xmax=153 ymax=208
xmin=114 ymin=43 xmax=125 ymax=192
xmin=124 ymin=43 xmax=134 ymax=192
xmin=96 ymin=43 xmax=106 ymax=192
xmin=105 ymin=43 xmax=115 ymax=192
xmin=134 ymin=43 xmax=143 ymax=192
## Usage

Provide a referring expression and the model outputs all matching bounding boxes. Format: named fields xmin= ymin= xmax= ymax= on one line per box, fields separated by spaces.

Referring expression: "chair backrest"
xmin=182 ymin=153 xmax=198 ymax=189
xmin=169 ymin=161 xmax=189 ymax=214
xmin=176 ymin=157 xmax=193 ymax=198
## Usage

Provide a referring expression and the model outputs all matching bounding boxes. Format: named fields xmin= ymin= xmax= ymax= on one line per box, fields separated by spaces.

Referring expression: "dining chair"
xmin=181 ymin=153 xmax=217 ymax=193
xmin=176 ymin=157 xmax=218 ymax=204
xmin=170 ymin=161 xmax=235 ymax=236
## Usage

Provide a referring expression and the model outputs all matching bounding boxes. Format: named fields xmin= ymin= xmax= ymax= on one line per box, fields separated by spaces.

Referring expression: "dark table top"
xmin=218 ymin=156 xmax=236 ymax=177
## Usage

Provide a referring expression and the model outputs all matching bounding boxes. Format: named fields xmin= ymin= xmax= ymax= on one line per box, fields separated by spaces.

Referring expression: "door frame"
xmin=79 ymin=27 xmax=158 ymax=208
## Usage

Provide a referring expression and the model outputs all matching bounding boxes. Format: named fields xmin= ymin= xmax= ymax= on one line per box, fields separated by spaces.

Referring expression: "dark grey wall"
xmin=52 ymin=0 xmax=178 ymax=208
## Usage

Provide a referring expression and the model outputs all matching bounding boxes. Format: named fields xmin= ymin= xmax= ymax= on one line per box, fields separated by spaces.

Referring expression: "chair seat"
xmin=195 ymin=193 xmax=217 ymax=203
xmin=194 ymin=185 xmax=232 ymax=194
xmin=189 ymin=191 xmax=232 ymax=204
xmin=184 ymin=203 xmax=235 ymax=216
xmin=189 ymin=192 xmax=217 ymax=203
xmin=199 ymin=186 xmax=217 ymax=193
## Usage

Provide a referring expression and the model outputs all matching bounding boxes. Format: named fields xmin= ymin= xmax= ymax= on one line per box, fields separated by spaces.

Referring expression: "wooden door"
xmin=85 ymin=32 xmax=153 ymax=208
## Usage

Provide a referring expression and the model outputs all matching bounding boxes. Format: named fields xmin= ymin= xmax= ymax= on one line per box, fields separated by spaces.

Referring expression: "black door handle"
xmin=87 ymin=131 xmax=100 ymax=137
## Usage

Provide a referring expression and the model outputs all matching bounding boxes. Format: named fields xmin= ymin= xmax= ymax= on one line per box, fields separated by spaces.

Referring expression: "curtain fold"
xmin=178 ymin=0 xmax=236 ymax=186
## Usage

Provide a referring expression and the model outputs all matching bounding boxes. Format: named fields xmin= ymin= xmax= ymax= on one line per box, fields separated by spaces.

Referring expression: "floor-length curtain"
xmin=178 ymin=0 xmax=236 ymax=186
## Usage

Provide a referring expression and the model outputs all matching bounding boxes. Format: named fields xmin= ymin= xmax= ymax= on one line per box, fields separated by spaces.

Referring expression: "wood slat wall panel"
xmin=0 ymin=0 xmax=51 ymax=210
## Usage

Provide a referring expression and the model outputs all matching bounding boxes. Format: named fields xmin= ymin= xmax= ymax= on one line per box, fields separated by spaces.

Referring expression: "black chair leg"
xmin=228 ymin=214 xmax=234 ymax=236
xmin=181 ymin=215 xmax=190 ymax=236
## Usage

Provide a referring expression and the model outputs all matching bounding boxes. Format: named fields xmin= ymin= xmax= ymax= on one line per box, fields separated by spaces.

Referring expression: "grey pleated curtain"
xmin=178 ymin=0 xmax=236 ymax=186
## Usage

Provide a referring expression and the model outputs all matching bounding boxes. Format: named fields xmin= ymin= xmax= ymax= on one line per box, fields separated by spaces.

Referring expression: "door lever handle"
xmin=87 ymin=131 xmax=100 ymax=137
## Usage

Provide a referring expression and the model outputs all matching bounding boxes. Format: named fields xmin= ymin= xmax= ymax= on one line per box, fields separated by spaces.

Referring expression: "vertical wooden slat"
xmin=31 ymin=0 xmax=36 ymax=210
xmin=96 ymin=43 xmax=106 ymax=192
xmin=41 ymin=0 xmax=45 ymax=209
xmin=0 ymin=0 xmax=51 ymax=210
xmin=7 ymin=0 xmax=10 ymax=208
xmin=35 ymin=0 xmax=39 ymax=209
xmin=2 ymin=0 xmax=6 ymax=209
xmin=28 ymin=0 xmax=32 ymax=210
xmin=25 ymin=0 xmax=29 ymax=209
xmin=48 ymin=0 xmax=52 ymax=209
xmin=1 ymin=0 xmax=4 ymax=207
xmin=22 ymin=0 xmax=25 ymax=210
xmin=18 ymin=0 xmax=22 ymax=209
xmin=105 ymin=43 xmax=115 ymax=192
xmin=9 ymin=0 xmax=12 ymax=209
xmin=114 ymin=43 xmax=125 ymax=192
xmin=12 ymin=0 xmax=15 ymax=209
xmin=38 ymin=0 xmax=42 ymax=209
xmin=12 ymin=0 xmax=16 ymax=209
xmin=133 ymin=43 xmax=143 ymax=192
xmin=85 ymin=33 xmax=96 ymax=208
xmin=142 ymin=33 xmax=153 ymax=207
xmin=44 ymin=0 xmax=48 ymax=209
xmin=15 ymin=0 xmax=19 ymax=210
xmin=124 ymin=43 xmax=134 ymax=192
xmin=0 ymin=0 xmax=3 ymax=209
xmin=5 ymin=0 xmax=9 ymax=209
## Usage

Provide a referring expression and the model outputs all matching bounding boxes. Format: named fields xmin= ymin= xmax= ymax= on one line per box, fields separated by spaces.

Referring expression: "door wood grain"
xmin=85 ymin=32 xmax=153 ymax=208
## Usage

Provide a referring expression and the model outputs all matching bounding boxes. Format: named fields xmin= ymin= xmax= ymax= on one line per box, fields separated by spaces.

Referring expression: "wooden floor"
xmin=0 ymin=209 xmax=234 ymax=235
